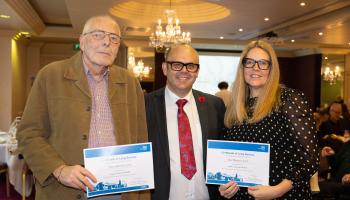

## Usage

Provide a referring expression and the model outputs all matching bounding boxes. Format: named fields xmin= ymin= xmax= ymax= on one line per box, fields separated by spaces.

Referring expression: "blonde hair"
xmin=225 ymin=40 xmax=281 ymax=127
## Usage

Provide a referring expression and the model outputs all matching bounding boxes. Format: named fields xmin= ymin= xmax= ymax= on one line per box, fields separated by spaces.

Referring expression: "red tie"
xmin=176 ymin=99 xmax=197 ymax=180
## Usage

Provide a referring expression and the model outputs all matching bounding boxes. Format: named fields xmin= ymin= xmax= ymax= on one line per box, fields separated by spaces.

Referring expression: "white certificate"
xmin=84 ymin=142 xmax=154 ymax=198
xmin=206 ymin=140 xmax=270 ymax=187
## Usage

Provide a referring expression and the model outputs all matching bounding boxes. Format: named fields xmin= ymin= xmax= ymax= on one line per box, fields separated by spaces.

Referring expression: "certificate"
xmin=84 ymin=142 xmax=154 ymax=198
xmin=206 ymin=140 xmax=270 ymax=187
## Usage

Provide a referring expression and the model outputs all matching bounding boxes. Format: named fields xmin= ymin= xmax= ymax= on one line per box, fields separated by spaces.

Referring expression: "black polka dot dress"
xmin=223 ymin=87 xmax=319 ymax=199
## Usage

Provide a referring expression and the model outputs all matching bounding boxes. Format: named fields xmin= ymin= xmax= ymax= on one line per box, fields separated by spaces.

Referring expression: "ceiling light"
xmin=300 ymin=2 xmax=306 ymax=6
xmin=220 ymin=36 xmax=224 ymax=39
xmin=318 ymin=32 xmax=323 ymax=36
xmin=325 ymin=56 xmax=328 ymax=60
xmin=264 ymin=18 xmax=269 ymax=21
xmin=149 ymin=1 xmax=191 ymax=50
xmin=128 ymin=51 xmax=151 ymax=80
xmin=323 ymin=66 xmax=342 ymax=85
xmin=238 ymin=28 xmax=243 ymax=32
xmin=0 ymin=14 xmax=10 ymax=19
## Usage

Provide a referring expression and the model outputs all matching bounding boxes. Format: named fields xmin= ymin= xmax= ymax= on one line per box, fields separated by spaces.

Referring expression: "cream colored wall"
xmin=40 ymin=43 xmax=77 ymax=67
xmin=26 ymin=42 xmax=77 ymax=95
xmin=26 ymin=42 xmax=43 ymax=96
xmin=0 ymin=31 xmax=13 ymax=131
xmin=11 ymin=38 xmax=28 ymax=119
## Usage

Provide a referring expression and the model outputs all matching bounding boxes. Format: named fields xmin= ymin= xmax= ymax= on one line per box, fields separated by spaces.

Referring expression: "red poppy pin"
xmin=198 ymin=95 xmax=206 ymax=103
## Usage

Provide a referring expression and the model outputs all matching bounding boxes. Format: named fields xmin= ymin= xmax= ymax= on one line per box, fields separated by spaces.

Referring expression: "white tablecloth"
xmin=0 ymin=132 xmax=33 ymax=197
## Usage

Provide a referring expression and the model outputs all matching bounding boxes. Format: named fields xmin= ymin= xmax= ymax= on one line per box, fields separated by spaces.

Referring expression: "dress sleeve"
xmin=280 ymin=88 xmax=319 ymax=185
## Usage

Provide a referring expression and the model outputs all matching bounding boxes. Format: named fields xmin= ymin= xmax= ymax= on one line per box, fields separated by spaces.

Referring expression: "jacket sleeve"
xmin=17 ymin=69 xmax=65 ymax=186
xmin=134 ymin=77 xmax=148 ymax=143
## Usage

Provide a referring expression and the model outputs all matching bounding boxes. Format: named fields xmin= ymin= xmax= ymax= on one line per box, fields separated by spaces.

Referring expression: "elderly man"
xmin=17 ymin=15 xmax=148 ymax=200
xmin=320 ymin=101 xmax=350 ymax=136
xmin=145 ymin=44 xmax=225 ymax=200
xmin=319 ymin=101 xmax=350 ymax=151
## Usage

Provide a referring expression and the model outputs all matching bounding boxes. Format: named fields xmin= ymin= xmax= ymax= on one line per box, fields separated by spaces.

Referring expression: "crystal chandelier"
xmin=133 ymin=60 xmax=151 ymax=79
xmin=323 ymin=66 xmax=342 ymax=85
xmin=149 ymin=1 xmax=191 ymax=50
xmin=128 ymin=52 xmax=151 ymax=80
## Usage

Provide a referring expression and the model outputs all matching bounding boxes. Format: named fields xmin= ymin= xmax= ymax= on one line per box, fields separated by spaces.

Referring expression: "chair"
xmin=0 ymin=163 xmax=10 ymax=197
xmin=22 ymin=163 xmax=30 ymax=200
xmin=20 ymin=155 xmax=33 ymax=200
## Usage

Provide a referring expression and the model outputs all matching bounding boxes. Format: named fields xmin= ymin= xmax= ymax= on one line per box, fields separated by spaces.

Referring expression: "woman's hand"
xmin=219 ymin=181 xmax=239 ymax=199
xmin=247 ymin=179 xmax=292 ymax=200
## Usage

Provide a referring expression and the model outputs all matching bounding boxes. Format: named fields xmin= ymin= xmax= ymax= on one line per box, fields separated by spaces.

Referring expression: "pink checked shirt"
xmin=85 ymin=66 xmax=116 ymax=148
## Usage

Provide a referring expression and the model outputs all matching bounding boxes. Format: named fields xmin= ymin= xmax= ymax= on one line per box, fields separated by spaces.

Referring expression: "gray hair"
xmin=82 ymin=15 xmax=121 ymax=35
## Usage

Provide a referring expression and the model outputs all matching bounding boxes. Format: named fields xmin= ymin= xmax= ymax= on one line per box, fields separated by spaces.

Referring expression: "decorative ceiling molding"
xmin=234 ymin=0 xmax=350 ymax=40
xmin=0 ymin=30 xmax=17 ymax=37
xmin=109 ymin=0 xmax=230 ymax=24
xmin=5 ymin=0 xmax=45 ymax=34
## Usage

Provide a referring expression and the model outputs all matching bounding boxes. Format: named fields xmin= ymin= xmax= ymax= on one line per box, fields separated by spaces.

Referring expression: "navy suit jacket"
xmin=145 ymin=88 xmax=226 ymax=200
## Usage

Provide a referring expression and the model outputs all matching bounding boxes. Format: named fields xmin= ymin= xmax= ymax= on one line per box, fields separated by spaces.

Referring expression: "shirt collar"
xmin=83 ymin=61 xmax=109 ymax=78
xmin=165 ymin=86 xmax=194 ymax=105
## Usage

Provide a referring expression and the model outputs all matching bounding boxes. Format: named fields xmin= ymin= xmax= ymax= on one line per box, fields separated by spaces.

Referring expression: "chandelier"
xmin=128 ymin=52 xmax=151 ymax=80
xmin=323 ymin=66 xmax=342 ymax=85
xmin=149 ymin=1 xmax=191 ymax=50
xmin=133 ymin=60 xmax=151 ymax=79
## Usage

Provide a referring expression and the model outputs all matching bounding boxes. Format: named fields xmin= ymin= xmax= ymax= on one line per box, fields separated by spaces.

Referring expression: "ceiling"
xmin=1 ymin=0 xmax=350 ymax=51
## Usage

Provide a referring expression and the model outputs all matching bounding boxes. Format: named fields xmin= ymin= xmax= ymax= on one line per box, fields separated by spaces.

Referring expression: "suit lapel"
xmin=64 ymin=52 xmax=91 ymax=98
xmin=108 ymin=66 xmax=126 ymax=101
xmin=193 ymin=90 xmax=210 ymax=170
xmin=193 ymin=90 xmax=209 ymax=143
xmin=155 ymin=89 xmax=171 ymax=167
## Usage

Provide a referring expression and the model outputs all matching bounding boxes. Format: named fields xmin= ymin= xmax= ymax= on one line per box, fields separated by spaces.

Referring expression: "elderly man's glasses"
xmin=166 ymin=61 xmax=200 ymax=73
xmin=84 ymin=30 xmax=121 ymax=44
xmin=242 ymin=58 xmax=271 ymax=70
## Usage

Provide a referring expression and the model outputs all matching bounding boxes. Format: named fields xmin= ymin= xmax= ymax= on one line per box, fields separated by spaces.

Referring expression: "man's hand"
xmin=219 ymin=181 xmax=239 ymax=199
xmin=53 ymin=165 xmax=97 ymax=191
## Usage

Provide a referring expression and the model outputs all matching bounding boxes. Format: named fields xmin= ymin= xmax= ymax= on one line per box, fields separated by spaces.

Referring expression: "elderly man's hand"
xmin=53 ymin=165 xmax=97 ymax=191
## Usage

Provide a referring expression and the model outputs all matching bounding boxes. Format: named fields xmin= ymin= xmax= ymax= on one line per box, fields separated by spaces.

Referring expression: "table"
xmin=0 ymin=132 xmax=33 ymax=197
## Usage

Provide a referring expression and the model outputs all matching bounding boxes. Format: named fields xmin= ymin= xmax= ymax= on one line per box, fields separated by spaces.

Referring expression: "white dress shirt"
xmin=165 ymin=86 xmax=209 ymax=200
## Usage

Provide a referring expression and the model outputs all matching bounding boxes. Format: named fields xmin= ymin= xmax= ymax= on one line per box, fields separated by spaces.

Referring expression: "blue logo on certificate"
xmin=84 ymin=142 xmax=154 ymax=197
xmin=206 ymin=140 xmax=270 ymax=187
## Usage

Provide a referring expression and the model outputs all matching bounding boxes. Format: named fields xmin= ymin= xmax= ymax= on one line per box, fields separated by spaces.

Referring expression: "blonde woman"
xmin=219 ymin=40 xmax=319 ymax=199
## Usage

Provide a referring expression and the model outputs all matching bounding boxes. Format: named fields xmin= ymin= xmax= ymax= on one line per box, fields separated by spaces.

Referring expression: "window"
xmin=193 ymin=52 xmax=240 ymax=95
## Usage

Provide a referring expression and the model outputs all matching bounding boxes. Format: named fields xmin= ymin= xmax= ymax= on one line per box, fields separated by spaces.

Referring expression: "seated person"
xmin=314 ymin=110 xmax=329 ymax=131
xmin=318 ymin=143 xmax=350 ymax=197
xmin=319 ymin=101 xmax=350 ymax=152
